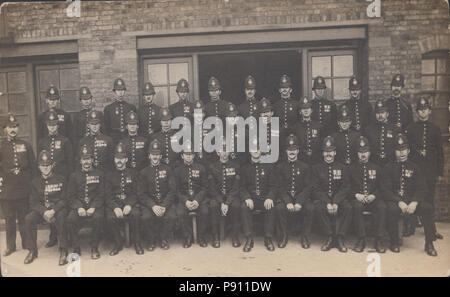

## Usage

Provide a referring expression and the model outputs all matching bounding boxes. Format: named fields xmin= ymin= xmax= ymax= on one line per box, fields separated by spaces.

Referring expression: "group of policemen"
xmin=0 ymin=72 xmax=444 ymax=267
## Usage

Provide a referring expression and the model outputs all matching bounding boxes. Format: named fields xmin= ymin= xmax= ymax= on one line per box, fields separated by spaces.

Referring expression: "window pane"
xmin=7 ymin=72 xmax=27 ymax=94
xmin=38 ymin=70 xmax=59 ymax=91
xmin=39 ymin=91 xmax=48 ymax=112
xmin=436 ymin=58 xmax=447 ymax=74
xmin=333 ymin=55 xmax=353 ymax=77
xmin=422 ymin=76 xmax=435 ymax=90
xmin=169 ymin=85 xmax=179 ymax=105
xmin=60 ymin=68 xmax=80 ymax=90
xmin=0 ymin=73 xmax=7 ymax=94
xmin=312 ymin=56 xmax=331 ymax=78
xmin=333 ymin=78 xmax=351 ymax=100
xmin=436 ymin=75 xmax=449 ymax=91
xmin=0 ymin=94 xmax=8 ymax=114
xmin=148 ymin=64 xmax=167 ymax=86
xmin=421 ymin=59 xmax=435 ymax=74
xmin=169 ymin=63 xmax=189 ymax=85
xmin=8 ymin=93 xmax=28 ymax=114
xmin=311 ymin=78 xmax=332 ymax=99
xmin=154 ymin=86 xmax=168 ymax=107
xmin=60 ymin=90 xmax=80 ymax=112
xmin=16 ymin=115 xmax=30 ymax=137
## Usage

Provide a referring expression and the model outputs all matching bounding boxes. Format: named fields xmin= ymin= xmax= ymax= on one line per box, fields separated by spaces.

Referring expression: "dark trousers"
xmin=141 ymin=205 xmax=176 ymax=242
xmin=352 ymin=198 xmax=386 ymax=238
xmin=424 ymin=174 xmax=439 ymax=235
xmin=66 ymin=208 xmax=104 ymax=249
xmin=241 ymin=199 xmax=275 ymax=238
xmin=386 ymin=201 xmax=435 ymax=243
xmin=24 ymin=209 xmax=68 ymax=251
xmin=276 ymin=200 xmax=314 ymax=239
xmin=0 ymin=199 xmax=28 ymax=250
xmin=106 ymin=206 xmax=141 ymax=246
xmin=176 ymin=201 xmax=209 ymax=239
xmin=315 ymin=199 xmax=352 ymax=237
xmin=210 ymin=199 xmax=240 ymax=238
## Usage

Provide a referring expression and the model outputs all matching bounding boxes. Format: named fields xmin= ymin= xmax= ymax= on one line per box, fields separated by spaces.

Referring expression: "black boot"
xmin=109 ymin=244 xmax=123 ymax=256
xmin=353 ymin=238 xmax=365 ymax=253
xmin=3 ymin=247 xmax=16 ymax=257
xmin=91 ymin=247 xmax=100 ymax=259
xmin=135 ymin=243 xmax=144 ymax=255
xmin=300 ymin=236 xmax=310 ymax=249
xmin=232 ymin=236 xmax=241 ymax=248
xmin=59 ymin=249 xmax=68 ymax=266
xmin=24 ymin=250 xmax=38 ymax=264
xmin=160 ymin=240 xmax=170 ymax=250
xmin=374 ymin=238 xmax=386 ymax=253
xmin=435 ymin=232 xmax=443 ymax=240
xmin=243 ymin=237 xmax=254 ymax=252
xmin=336 ymin=236 xmax=347 ymax=253
xmin=183 ymin=236 xmax=192 ymax=248
xmin=321 ymin=236 xmax=334 ymax=251
xmin=264 ymin=237 xmax=275 ymax=252
xmin=45 ymin=239 xmax=58 ymax=248
xmin=425 ymin=242 xmax=437 ymax=257
xmin=390 ymin=240 xmax=400 ymax=253
xmin=212 ymin=235 xmax=220 ymax=248
xmin=278 ymin=236 xmax=288 ymax=248
xmin=198 ymin=237 xmax=208 ymax=247
xmin=146 ymin=240 xmax=156 ymax=251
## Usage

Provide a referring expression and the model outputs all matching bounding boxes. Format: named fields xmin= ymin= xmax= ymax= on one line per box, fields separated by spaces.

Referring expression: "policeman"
xmin=258 ymin=98 xmax=279 ymax=151
xmin=240 ymin=139 xmax=277 ymax=252
xmin=208 ymin=137 xmax=241 ymax=248
xmin=79 ymin=110 xmax=113 ymax=172
xmin=66 ymin=145 xmax=105 ymax=259
xmin=138 ymin=139 xmax=177 ymax=251
xmin=274 ymin=74 xmax=299 ymax=143
xmin=24 ymin=150 xmax=69 ymax=265
xmin=331 ymin=105 xmax=361 ymax=166
xmin=73 ymin=87 xmax=104 ymax=150
xmin=103 ymin=78 xmax=137 ymax=144
xmin=170 ymin=79 xmax=194 ymax=123
xmin=349 ymin=136 xmax=386 ymax=253
xmin=346 ymin=76 xmax=373 ymax=132
xmin=225 ymin=101 xmax=246 ymax=165
xmin=105 ymin=142 xmax=143 ymax=256
xmin=121 ymin=111 xmax=149 ymax=172
xmin=175 ymin=140 xmax=209 ymax=248
xmin=192 ymin=100 xmax=214 ymax=166
xmin=312 ymin=136 xmax=351 ymax=253
xmin=150 ymin=107 xmax=179 ymax=167
xmin=385 ymin=74 xmax=413 ymax=131
xmin=0 ymin=113 xmax=37 ymax=257
xmin=205 ymin=76 xmax=229 ymax=123
xmin=276 ymin=134 xmax=314 ymax=249
xmin=237 ymin=75 xmax=260 ymax=118
xmin=293 ymin=97 xmax=322 ymax=165
xmin=364 ymin=99 xmax=399 ymax=166
xmin=407 ymin=97 xmax=444 ymax=240
xmin=37 ymin=85 xmax=73 ymax=142
xmin=138 ymin=82 xmax=161 ymax=137
xmin=382 ymin=134 xmax=438 ymax=256
xmin=311 ymin=76 xmax=337 ymax=137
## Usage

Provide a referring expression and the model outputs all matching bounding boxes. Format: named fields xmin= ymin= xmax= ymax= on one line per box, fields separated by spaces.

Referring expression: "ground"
xmin=1 ymin=222 xmax=449 ymax=277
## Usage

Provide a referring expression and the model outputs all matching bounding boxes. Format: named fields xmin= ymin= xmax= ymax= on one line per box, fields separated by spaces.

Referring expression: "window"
xmin=143 ymin=57 xmax=193 ymax=107
xmin=421 ymin=50 xmax=449 ymax=92
xmin=308 ymin=50 xmax=356 ymax=101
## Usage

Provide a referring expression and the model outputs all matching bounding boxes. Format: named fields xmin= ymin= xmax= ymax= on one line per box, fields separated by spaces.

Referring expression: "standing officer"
xmin=121 ymin=111 xmax=149 ymax=172
xmin=346 ymin=76 xmax=373 ymax=132
xmin=138 ymin=139 xmax=177 ymax=251
xmin=258 ymin=98 xmax=279 ymax=152
xmin=0 ymin=113 xmax=37 ymax=257
xmin=364 ymin=99 xmax=399 ymax=166
xmin=79 ymin=110 xmax=113 ymax=172
xmin=293 ymin=97 xmax=322 ymax=165
xmin=312 ymin=136 xmax=352 ymax=253
xmin=240 ymin=139 xmax=277 ymax=252
xmin=175 ymin=140 xmax=209 ymax=248
xmin=150 ymin=107 xmax=179 ymax=167
xmin=73 ymin=87 xmax=104 ymax=151
xmin=208 ymin=137 xmax=241 ymax=248
xmin=37 ymin=85 xmax=73 ymax=142
xmin=224 ymin=102 xmax=246 ymax=165
xmin=170 ymin=79 xmax=193 ymax=123
xmin=238 ymin=75 xmax=259 ymax=118
xmin=66 ymin=144 xmax=105 ymax=259
xmin=138 ymin=82 xmax=161 ymax=137
xmin=205 ymin=77 xmax=229 ymax=123
xmin=349 ymin=136 xmax=386 ymax=253
xmin=382 ymin=134 xmax=438 ymax=256
xmin=311 ymin=76 xmax=337 ymax=137
xmin=385 ymin=74 xmax=413 ymax=132
xmin=24 ymin=150 xmax=69 ymax=265
xmin=331 ymin=105 xmax=361 ymax=166
xmin=105 ymin=142 xmax=143 ymax=256
xmin=407 ymin=97 xmax=444 ymax=240
xmin=192 ymin=100 xmax=214 ymax=167
xmin=276 ymin=134 xmax=314 ymax=249
xmin=103 ymin=78 xmax=137 ymax=144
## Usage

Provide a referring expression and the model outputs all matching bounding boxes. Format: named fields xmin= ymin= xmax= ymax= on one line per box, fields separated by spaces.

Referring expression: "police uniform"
xmin=274 ymin=75 xmax=299 ymax=138
xmin=346 ymin=77 xmax=373 ymax=132
xmin=224 ymin=102 xmax=246 ymax=165
xmin=105 ymin=143 xmax=143 ymax=255
xmin=103 ymin=78 xmax=137 ymax=143
xmin=258 ymin=98 xmax=280 ymax=153
xmin=237 ymin=75 xmax=260 ymax=118
xmin=385 ymin=74 xmax=413 ymax=131
xmin=312 ymin=136 xmax=352 ymax=252
xmin=138 ymin=82 xmax=161 ymax=137
xmin=37 ymin=86 xmax=73 ymax=142
xmin=382 ymin=134 xmax=437 ymax=256
xmin=311 ymin=76 xmax=337 ymax=137
xmin=120 ymin=111 xmax=149 ymax=172
xmin=276 ymin=134 xmax=314 ymax=248
xmin=205 ymin=77 xmax=229 ymax=122
xmin=79 ymin=110 xmax=114 ymax=172
xmin=331 ymin=105 xmax=361 ymax=166
xmin=24 ymin=150 xmax=69 ymax=265
xmin=0 ymin=114 xmax=37 ymax=255
xmin=169 ymin=79 xmax=194 ymax=123
xmin=150 ymin=108 xmax=179 ymax=167
xmin=138 ymin=139 xmax=177 ymax=250
xmin=191 ymin=100 xmax=215 ymax=167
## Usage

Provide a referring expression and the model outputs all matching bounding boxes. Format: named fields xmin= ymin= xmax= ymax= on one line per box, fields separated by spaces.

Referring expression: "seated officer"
xmin=175 ymin=140 xmax=209 ymax=248
xmin=24 ymin=150 xmax=69 ymax=265
xmin=276 ymin=134 xmax=314 ymax=249
xmin=138 ymin=82 xmax=161 ymax=137
xmin=105 ymin=142 xmax=143 ymax=256
xmin=121 ymin=111 xmax=149 ymax=172
xmin=208 ymin=137 xmax=241 ymax=248
xmin=66 ymin=145 xmax=105 ymax=259
xmin=331 ymin=105 xmax=361 ymax=166
xmin=138 ymin=139 xmax=177 ymax=251
xmin=240 ymin=139 xmax=277 ymax=252
xmin=349 ymin=136 xmax=386 ymax=253
xmin=382 ymin=134 xmax=438 ymax=256
xmin=312 ymin=136 xmax=351 ymax=253
xmin=150 ymin=107 xmax=179 ymax=167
